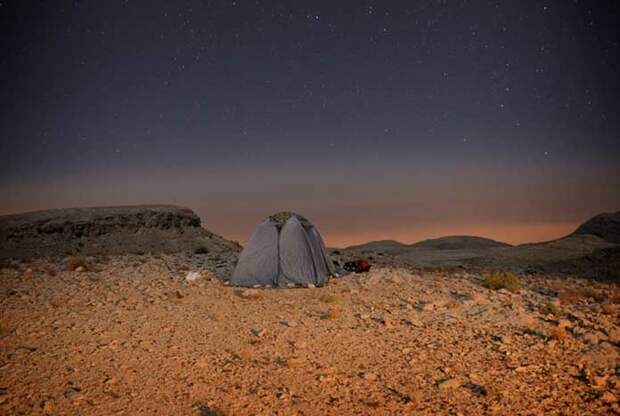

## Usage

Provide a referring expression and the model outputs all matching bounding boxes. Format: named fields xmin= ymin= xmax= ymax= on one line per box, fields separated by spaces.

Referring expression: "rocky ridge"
xmin=0 ymin=205 xmax=240 ymax=261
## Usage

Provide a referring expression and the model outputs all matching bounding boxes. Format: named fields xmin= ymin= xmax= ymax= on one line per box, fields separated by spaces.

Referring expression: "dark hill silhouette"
xmin=410 ymin=235 xmax=512 ymax=250
xmin=572 ymin=211 xmax=620 ymax=243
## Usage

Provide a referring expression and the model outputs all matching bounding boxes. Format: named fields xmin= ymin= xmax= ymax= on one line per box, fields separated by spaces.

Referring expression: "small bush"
xmin=539 ymin=301 xmax=562 ymax=316
xmin=482 ymin=271 xmax=520 ymax=293
xmin=559 ymin=287 xmax=606 ymax=304
xmin=65 ymin=255 xmax=88 ymax=271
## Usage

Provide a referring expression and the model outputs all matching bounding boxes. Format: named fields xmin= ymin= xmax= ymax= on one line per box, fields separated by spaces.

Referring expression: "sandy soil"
xmin=1 ymin=256 xmax=619 ymax=415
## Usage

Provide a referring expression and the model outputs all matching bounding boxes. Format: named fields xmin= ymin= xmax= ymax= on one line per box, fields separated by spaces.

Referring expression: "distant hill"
xmin=345 ymin=235 xmax=511 ymax=253
xmin=339 ymin=212 xmax=619 ymax=279
xmin=572 ymin=211 xmax=620 ymax=243
xmin=410 ymin=235 xmax=512 ymax=250
xmin=0 ymin=205 xmax=240 ymax=259
xmin=345 ymin=240 xmax=409 ymax=252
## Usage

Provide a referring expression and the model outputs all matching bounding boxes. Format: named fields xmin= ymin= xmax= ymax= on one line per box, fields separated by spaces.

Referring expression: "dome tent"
xmin=231 ymin=212 xmax=339 ymax=288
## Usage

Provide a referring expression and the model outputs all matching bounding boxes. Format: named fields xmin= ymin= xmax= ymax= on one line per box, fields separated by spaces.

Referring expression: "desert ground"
xmin=1 ymin=255 xmax=619 ymax=415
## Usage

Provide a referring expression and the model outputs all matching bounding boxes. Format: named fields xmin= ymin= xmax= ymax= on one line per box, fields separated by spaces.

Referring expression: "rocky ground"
xmin=1 ymin=256 xmax=618 ymax=415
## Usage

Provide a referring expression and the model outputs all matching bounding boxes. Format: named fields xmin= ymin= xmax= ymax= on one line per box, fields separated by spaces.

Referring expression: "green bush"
xmin=482 ymin=271 xmax=520 ymax=293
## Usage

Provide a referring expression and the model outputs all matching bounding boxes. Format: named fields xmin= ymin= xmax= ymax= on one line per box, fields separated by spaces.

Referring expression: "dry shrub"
xmin=482 ymin=271 xmax=520 ymax=293
xmin=64 ymin=255 xmax=88 ymax=271
xmin=559 ymin=287 xmax=606 ymax=305
xmin=539 ymin=301 xmax=562 ymax=317
xmin=45 ymin=267 xmax=58 ymax=277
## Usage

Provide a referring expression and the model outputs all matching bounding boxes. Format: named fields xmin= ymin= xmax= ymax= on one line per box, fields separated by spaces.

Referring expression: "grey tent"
xmin=231 ymin=212 xmax=339 ymax=288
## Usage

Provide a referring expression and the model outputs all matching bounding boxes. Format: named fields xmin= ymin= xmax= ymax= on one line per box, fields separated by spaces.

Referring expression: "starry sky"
xmin=1 ymin=0 xmax=619 ymax=247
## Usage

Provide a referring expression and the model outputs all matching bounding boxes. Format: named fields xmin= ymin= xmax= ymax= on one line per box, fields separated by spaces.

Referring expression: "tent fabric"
xmin=231 ymin=212 xmax=338 ymax=288
xmin=307 ymin=227 xmax=337 ymax=277
xmin=230 ymin=219 xmax=279 ymax=287
xmin=278 ymin=217 xmax=317 ymax=286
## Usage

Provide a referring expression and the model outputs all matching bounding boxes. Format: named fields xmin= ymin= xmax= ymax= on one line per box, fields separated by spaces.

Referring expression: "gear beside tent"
xmin=231 ymin=212 xmax=341 ymax=288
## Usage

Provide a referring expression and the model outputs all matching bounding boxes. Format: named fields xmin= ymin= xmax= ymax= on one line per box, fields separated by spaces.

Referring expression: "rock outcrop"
xmin=0 ymin=205 xmax=240 ymax=259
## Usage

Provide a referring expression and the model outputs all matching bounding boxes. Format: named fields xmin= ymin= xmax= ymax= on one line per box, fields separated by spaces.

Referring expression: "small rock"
xmin=42 ymin=400 xmax=54 ymax=414
xmin=608 ymin=327 xmax=620 ymax=344
xmin=321 ymin=307 xmax=340 ymax=320
xmin=237 ymin=289 xmax=261 ymax=300
xmin=583 ymin=332 xmax=602 ymax=345
xmin=602 ymin=392 xmax=617 ymax=403
xmin=593 ymin=375 xmax=608 ymax=389
xmin=557 ymin=319 xmax=572 ymax=329
xmin=293 ymin=341 xmax=307 ymax=349
xmin=382 ymin=316 xmax=394 ymax=328
xmin=318 ymin=374 xmax=335 ymax=383
xmin=602 ymin=303 xmax=619 ymax=315
xmin=251 ymin=328 xmax=267 ymax=337
xmin=287 ymin=357 xmax=305 ymax=367
xmin=438 ymin=378 xmax=461 ymax=389
xmin=75 ymin=266 xmax=85 ymax=272
xmin=418 ymin=303 xmax=434 ymax=312
xmin=361 ymin=372 xmax=378 ymax=381
xmin=470 ymin=293 xmax=490 ymax=305
xmin=64 ymin=387 xmax=82 ymax=400
xmin=185 ymin=271 xmax=201 ymax=282
xmin=104 ymin=376 xmax=118 ymax=385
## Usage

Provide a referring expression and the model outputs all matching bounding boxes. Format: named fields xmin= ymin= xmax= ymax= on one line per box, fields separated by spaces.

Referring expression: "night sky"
xmin=1 ymin=0 xmax=619 ymax=246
